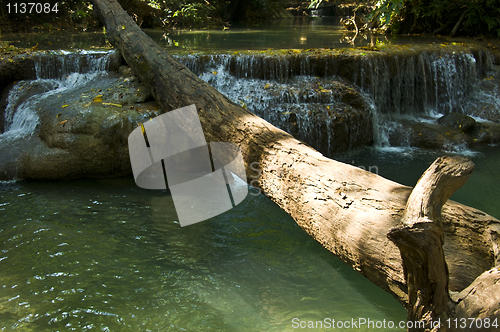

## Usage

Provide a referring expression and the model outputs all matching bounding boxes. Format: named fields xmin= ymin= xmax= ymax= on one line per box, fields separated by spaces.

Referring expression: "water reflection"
xmin=2 ymin=17 xmax=447 ymax=52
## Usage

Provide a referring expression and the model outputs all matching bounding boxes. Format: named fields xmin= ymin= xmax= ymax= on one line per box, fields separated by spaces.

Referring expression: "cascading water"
xmin=0 ymin=50 xmax=115 ymax=179
xmin=178 ymin=46 xmax=498 ymax=155
xmin=190 ymin=58 xmax=373 ymax=155
xmin=1 ymin=50 xmax=112 ymax=139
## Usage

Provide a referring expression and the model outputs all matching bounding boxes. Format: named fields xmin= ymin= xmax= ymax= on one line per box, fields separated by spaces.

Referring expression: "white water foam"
xmin=1 ymin=51 xmax=113 ymax=140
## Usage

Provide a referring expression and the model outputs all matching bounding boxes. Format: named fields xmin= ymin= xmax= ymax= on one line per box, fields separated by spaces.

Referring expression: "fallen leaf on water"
xmin=61 ymin=104 xmax=69 ymax=108
xmin=58 ymin=120 xmax=68 ymax=125
xmin=93 ymin=97 xmax=103 ymax=102
xmin=56 ymin=112 xmax=62 ymax=117
xmin=83 ymin=102 xmax=91 ymax=107
xmin=264 ymin=83 xmax=271 ymax=89
xmin=95 ymin=94 xmax=103 ymax=98
xmin=122 ymin=25 xmax=126 ymax=30
xmin=212 ymin=71 xmax=217 ymax=75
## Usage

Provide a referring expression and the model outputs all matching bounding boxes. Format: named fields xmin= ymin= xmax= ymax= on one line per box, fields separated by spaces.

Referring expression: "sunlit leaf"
xmin=61 ymin=104 xmax=69 ymax=108
xmin=102 ymin=102 xmax=122 ymax=107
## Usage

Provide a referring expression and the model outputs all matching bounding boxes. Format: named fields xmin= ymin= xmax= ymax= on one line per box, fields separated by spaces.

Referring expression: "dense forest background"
xmin=1 ymin=0 xmax=499 ymax=37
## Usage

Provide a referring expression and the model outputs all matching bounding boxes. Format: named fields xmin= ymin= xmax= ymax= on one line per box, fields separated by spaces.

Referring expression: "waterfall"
xmin=1 ymin=50 xmax=113 ymax=139
xmin=178 ymin=46 xmax=496 ymax=154
xmin=34 ymin=50 xmax=111 ymax=80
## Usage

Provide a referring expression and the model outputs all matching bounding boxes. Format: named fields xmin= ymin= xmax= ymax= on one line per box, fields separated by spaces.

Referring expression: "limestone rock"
xmin=438 ymin=112 xmax=477 ymax=133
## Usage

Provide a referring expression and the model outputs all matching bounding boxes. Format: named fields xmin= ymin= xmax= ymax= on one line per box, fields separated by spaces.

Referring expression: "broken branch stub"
xmin=389 ymin=156 xmax=475 ymax=330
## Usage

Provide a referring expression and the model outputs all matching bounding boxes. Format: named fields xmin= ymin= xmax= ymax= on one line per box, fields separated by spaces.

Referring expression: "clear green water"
xmin=2 ymin=17 xmax=446 ymax=52
xmin=0 ymin=177 xmax=406 ymax=331
xmin=337 ymin=145 xmax=500 ymax=220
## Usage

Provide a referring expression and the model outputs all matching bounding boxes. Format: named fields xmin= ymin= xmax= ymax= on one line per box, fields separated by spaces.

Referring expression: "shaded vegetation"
xmin=367 ymin=0 xmax=500 ymax=37
xmin=0 ymin=0 xmax=292 ymax=31
xmin=1 ymin=0 xmax=498 ymax=38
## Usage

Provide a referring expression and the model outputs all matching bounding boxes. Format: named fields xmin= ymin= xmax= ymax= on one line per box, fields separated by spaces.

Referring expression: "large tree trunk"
xmin=90 ymin=0 xmax=500 ymax=327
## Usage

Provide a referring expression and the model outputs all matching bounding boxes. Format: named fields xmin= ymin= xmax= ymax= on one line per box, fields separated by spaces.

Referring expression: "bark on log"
xmin=90 ymin=0 xmax=500 ymax=325
xmin=388 ymin=156 xmax=473 ymax=330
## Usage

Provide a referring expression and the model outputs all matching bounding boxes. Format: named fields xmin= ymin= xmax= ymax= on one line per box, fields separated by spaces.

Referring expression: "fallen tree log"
xmin=91 ymin=0 xmax=500 ymax=325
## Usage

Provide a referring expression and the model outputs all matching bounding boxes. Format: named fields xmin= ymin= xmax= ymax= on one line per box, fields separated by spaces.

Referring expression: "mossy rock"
xmin=438 ymin=112 xmax=477 ymax=133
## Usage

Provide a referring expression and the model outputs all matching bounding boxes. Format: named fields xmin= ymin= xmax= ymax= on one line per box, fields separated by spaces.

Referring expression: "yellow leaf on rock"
xmin=58 ymin=120 xmax=68 ymax=125
xmin=61 ymin=104 xmax=69 ymax=108
xmin=264 ymin=83 xmax=271 ymax=89
xmin=83 ymin=102 xmax=91 ymax=107
xmin=122 ymin=25 xmax=126 ymax=29
xmin=102 ymin=102 xmax=122 ymax=107
xmin=93 ymin=97 xmax=103 ymax=103
xmin=56 ymin=112 xmax=62 ymax=117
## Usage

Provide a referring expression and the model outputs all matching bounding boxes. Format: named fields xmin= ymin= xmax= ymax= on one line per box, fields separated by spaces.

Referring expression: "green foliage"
xmin=368 ymin=0 xmax=404 ymax=26
xmin=171 ymin=2 xmax=215 ymax=28
xmin=462 ymin=0 xmax=500 ymax=37
xmin=308 ymin=0 xmax=324 ymax=9
xmin=246 ymin=0 xmax=289 ymax=20
xmin=147 ymin=0 xmax=225 ymax=28
xmin=367 ymin=0 xmax=500 ymax=37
